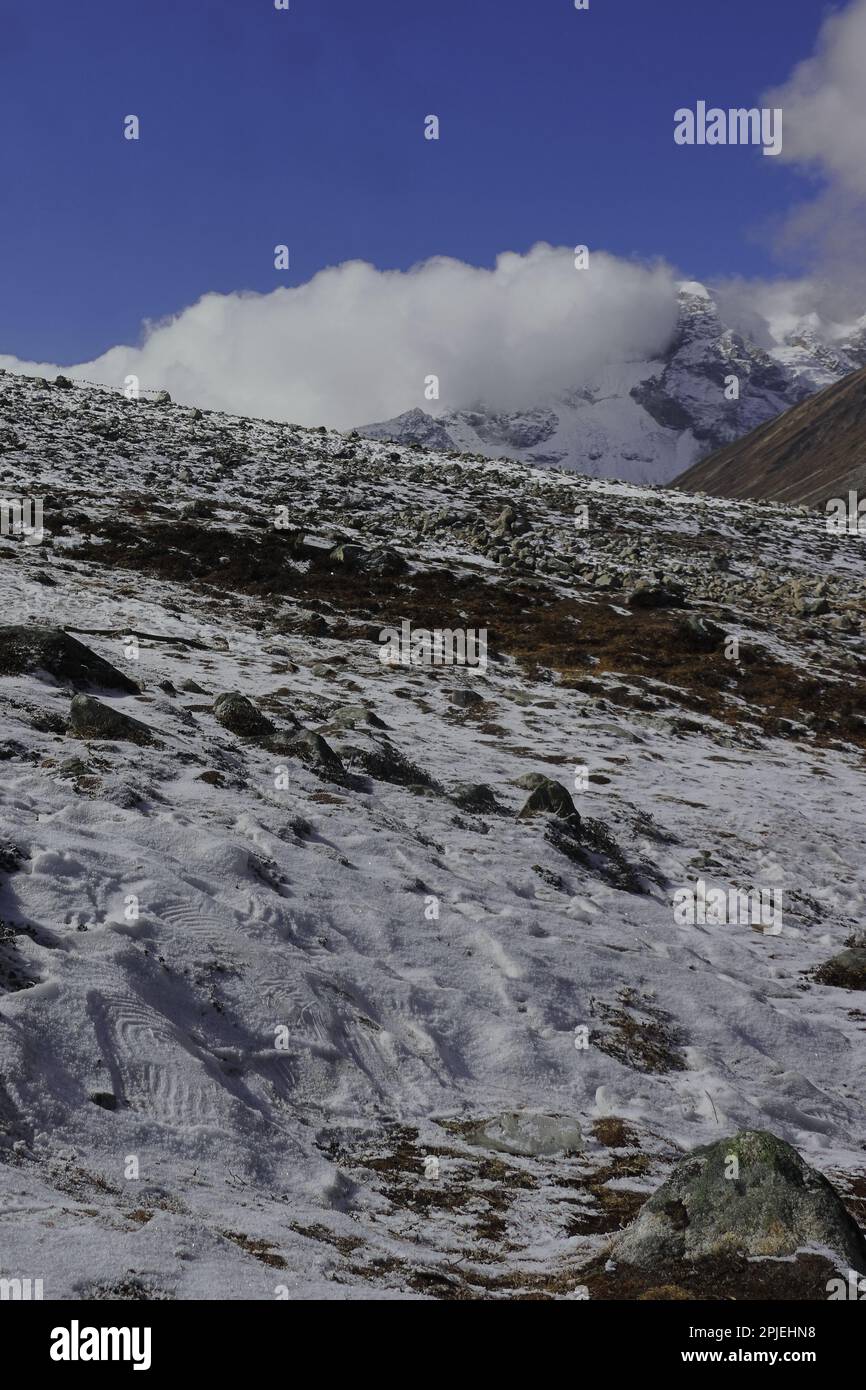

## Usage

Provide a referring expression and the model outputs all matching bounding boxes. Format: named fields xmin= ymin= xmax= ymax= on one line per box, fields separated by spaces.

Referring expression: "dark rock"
xmin=677 ymin=614 xmax=725 ymax=651
xmin=518 ymin=778 xmax=579 ymax=821
xmin=283 ymin=730 xmax=347 ymax=782
xmin=0 ymin=626 xmax=138 ymax=692
xmin=453 ymin=783 xmax=506 ymax=815
xmin=363 ymin=547 xmax=408 ymax=577
xmin=815 ymin=948 xmax=866 ymax=991
xmin=340 ymin=739 xmax=437 ymax=790
xmin=69 ymin=695 xmax=154 ymax=746
xmin=213 ymin=691 xmax=275 ymax=740
xmin=449 ymin=687 xmax=485 ymax=709
xmin=90 ymin=1092 xmax=119 ymax=1111
xmin=628 ymin=582 xmax=686 ymax=610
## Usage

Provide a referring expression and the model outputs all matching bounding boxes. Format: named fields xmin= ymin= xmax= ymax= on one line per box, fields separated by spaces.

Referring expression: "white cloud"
xmin=760 ymin=0 xmax=866 ymax=296
xmin=766 ymin=0 xmax=866 ymax=198
xmin=0 ymin=245 xmax=680 ymax=429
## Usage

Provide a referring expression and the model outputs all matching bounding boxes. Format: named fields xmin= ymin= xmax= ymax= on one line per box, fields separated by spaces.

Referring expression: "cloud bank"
xmin=0 ymin=247 xmax=680 ymax=429
xmin=761 ymin=0 xmax=866 ymax=299
xmin=5 ymin=2 xmax=866 ymax=426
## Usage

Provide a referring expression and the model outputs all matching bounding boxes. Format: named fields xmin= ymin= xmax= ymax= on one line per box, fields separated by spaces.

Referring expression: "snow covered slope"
xmin=361 ymin=283 xmax=866 ymax=486
xmin=0 ymin=368 xmax=865 ymax=1300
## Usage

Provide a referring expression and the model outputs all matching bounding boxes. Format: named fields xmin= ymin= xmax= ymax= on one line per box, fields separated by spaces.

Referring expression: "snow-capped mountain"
xmin=360 ymin=283 xmax=866 ymax=485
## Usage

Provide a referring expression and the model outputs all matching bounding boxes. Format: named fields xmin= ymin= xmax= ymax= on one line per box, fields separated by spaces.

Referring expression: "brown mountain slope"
xmin=673 ymin=365 xmax=866 ymax=507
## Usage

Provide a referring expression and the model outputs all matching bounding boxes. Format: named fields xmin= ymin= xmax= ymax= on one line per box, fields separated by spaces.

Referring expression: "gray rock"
xmin=213 ymin=692 xmax=275 ymax=740
xmin=363 ymin=547 xmax=408 ymax=577
xmin=512 ymin=772 xmax=549 ymax=790
xmin=452 ymin=783 xmax=506 ymax=815
xmin=328 ymin=704 xmax=388 ymax=731
xmin=0 ymin=626 xmax=138 ymax=692
xmin=340 ymin=738 xmax=436 ymax=790
xmin=284 ymin=729 xmax=347 ymax=781
xmin=69 ymin=694 xmax=154 ymax=746
xmin=449 ymin=687 xmax=485 ymax=709
xmin=466 ymin=1111 xmax=583 ymax=1158
xmin=613 ymin=1130 xmax=866 ymax=1270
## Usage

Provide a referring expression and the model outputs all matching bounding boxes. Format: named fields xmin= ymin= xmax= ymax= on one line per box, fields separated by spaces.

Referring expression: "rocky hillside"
xmin=675 ymin=364 xmax=866 ymax=508
xmin=1 ymin=367 xmax=865 ymax=1300
xmin=361 ymin=283 xmax=866 ymax=486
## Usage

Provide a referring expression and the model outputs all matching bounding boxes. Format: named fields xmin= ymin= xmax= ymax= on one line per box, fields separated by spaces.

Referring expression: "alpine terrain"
xmin=0 ymin=367 xmax=865 ymax=1300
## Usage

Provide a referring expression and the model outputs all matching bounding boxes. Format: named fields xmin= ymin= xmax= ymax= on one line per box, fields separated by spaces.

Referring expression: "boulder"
xmin=453 ymin=783 xmax=506 ymax=815
xmin=213 ymin=692 xmax=275 ymax=740
xmin=466 ymin=1111 xmax=583 ymax=1158
xmin=449 ymin=688 xmax=485 ymax=709
xmin=613 ymin=1130 xmax=866 ymax=1271
xmin=69 ymin=694 xmax=154 ymax=746
xmin=0 ymin=626 xmax=138 ymax=692
xmin=628 ymin=580 xmax=685 ymax=610
xmin=284 ymin=730 xmax=347 ymax=782
xmin=815 ymin=948 xmax=866 ymax=991
xmin=518 ymin=778 xmax=579 ymax=822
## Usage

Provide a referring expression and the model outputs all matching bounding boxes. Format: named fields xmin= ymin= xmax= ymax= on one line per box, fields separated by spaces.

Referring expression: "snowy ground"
xmin=0 ymin=370 xmax=864 ymax=1299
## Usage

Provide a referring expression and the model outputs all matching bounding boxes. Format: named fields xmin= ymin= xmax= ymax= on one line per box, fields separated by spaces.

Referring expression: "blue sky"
xmin=0 ymin=0 xmax=838 ymax=363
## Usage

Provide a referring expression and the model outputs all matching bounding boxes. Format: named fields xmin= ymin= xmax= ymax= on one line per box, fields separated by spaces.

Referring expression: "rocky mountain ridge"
xmin=361 ymin=283 xmax=866 ymax=486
